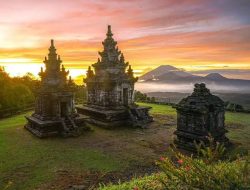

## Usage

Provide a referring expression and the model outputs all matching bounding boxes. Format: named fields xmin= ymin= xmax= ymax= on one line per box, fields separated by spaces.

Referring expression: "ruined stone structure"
xmin=76 ymin=25 xmax=153 ymax=127
xmin=174 ymin=83 xmax=229 ymax=150
xmin=25 ymin=40 xmax=85 ymax=137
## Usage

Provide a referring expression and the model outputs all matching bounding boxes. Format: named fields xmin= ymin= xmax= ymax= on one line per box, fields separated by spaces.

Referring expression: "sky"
xmin=0 ymin=0 xmax=250 ymax=81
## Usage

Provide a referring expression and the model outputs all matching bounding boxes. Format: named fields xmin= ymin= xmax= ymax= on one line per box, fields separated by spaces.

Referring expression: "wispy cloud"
xmin=0 ymin=0 xmax=249 ymax=78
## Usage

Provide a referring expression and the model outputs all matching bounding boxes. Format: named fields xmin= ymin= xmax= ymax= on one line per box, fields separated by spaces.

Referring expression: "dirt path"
xmin=39 ymin=114 xmax=176 ymax=190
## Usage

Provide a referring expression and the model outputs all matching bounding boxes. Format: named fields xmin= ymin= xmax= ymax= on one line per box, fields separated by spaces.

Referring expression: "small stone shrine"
xmin=25 ymin=40 xmax=84 ymax=137
xmin=76 ymin=25 xmax=153 ymax=127
xmin=174 ymin=83 xmax=229 ymax=150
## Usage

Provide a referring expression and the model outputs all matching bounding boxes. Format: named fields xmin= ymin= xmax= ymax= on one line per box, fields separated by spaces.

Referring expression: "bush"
xmin=157 ymin=146 xmax=250 ymax=190
xmin=194 ymin=135 xmax=226 ymax=164
xmin=134 ymin=90 xmax=156 ymax=103
xmin=99 ymin=142 xmax=250 ymax=190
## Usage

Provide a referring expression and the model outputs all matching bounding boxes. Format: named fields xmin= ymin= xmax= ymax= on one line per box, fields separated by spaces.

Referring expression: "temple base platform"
xmin=24 ymin=114 xmax=87 ymax=138
xmin=76 ymin=104 xmax=153 ymax=128
xmin=174 ymin=129 xmax=230 ymax=152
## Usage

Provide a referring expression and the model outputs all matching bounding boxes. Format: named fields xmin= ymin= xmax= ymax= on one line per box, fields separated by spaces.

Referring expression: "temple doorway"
xmin=60 ymin=102 xmax=68 ymax=117
xmin=123 ymin=88 xmax=128 ymax=106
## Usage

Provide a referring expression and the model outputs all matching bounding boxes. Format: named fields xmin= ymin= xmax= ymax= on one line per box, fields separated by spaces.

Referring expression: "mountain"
xmin=156 ymin=71 xmax=195 ymax=81
xmin=139 ymin=65 xmax=179 ymax=81
xmin=137 ymin=66 xmax=250 ymax=93
xmin=139 ymin=65 xmax=192 ymax=81
xmin=140 ymin=67 xmax=250 ymax=84
xmin=204 ymin=73 xmax=227 ymax=80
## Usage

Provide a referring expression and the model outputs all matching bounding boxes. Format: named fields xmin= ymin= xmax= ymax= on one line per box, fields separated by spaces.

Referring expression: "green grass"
xmin=226 ymin=111 xmax=250 ymax=126
xmin=99 ymin=173 xmax=163 ymax=190
xmin=0 ymin=113 xmax=122 ymax=190
xmin=137 ymin=102 xmax=176 ymax=116
xmin=225 ymin=112 xmax=250 ymax=149
xmin=0 ymin=103 xmax=250 ymax=189
xmin=0 ymin=112 xmax=30 ymax=129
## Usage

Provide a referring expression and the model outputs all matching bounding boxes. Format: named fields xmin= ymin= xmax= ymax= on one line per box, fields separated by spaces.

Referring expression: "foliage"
xmin=134 ymin=90 xmax=156 ymax=103
xmin=99 ymin=173 xmax=164 ymax=190
xmin=157 ymin=145 xmax=250 ymax=190
xmin=158 ymin=155 xmax=249 ymax=190
xmin=0 ymin=69 xmax=37 ymax=113
xmin=225 ymin=101 xmax=244 ymax=112
xmin=100 ymin=152 xmax=249 ymax=190
xmin=194 ymin=135 xmax=226 ymax=164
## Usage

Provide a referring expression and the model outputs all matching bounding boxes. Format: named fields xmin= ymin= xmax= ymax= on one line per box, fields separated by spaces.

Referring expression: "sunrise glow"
xmin=0 ymin=0 xmax=249 ymax=80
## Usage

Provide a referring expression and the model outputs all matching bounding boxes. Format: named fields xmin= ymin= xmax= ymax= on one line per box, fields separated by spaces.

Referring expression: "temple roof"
xmin=92 ymin=25 xmax=126 ymax=68
xmin=85 ymin=26 xmax=138 ymax=84
xmin=176 ymin=83 xmax=224 ymax=112
xmin=39 ymin=40 xmax=71 ymax=88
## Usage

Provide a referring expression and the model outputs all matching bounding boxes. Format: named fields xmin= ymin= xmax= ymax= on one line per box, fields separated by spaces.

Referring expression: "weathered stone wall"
xmin=174 ymin=83 xmax=229 ymax=151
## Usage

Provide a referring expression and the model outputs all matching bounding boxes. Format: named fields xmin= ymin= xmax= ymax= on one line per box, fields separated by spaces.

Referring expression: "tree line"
xmin=0 ymin=67 xmax=38 ymax=110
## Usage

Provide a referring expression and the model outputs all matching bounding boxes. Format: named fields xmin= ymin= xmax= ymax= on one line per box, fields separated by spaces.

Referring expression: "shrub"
xmin=157 ymin=146 xmax=250 ymax=190
xmin=99 ymin=140 xmax=249 ymax=190
xmin=194 ymin=135 xmax=226 ymax=164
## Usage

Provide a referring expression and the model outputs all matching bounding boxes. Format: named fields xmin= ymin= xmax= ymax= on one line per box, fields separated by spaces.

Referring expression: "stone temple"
xmin=25 ymin=40 xmax=85 ymax=137
xmin=76 ymin=25 xmax=153 ymax=127
xmin=174 ymin=83 xmax=229 ymax=151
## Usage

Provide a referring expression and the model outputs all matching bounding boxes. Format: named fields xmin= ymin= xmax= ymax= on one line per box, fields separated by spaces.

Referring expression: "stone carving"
xmin=25 ymin=40 xmax=85 ymax=137
xmin=76 ymin=25 xmax=153 ymax=127
xmin=174 ymin=83 xmax=229 ymax=150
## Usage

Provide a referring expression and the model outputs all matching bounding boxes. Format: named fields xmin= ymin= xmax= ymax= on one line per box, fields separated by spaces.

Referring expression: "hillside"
xmin=0 ymin=103 xmax=250 ymax=189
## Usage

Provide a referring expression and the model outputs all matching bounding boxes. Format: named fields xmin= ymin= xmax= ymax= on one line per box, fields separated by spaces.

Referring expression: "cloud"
xmin=0 ymin=0 xmax=249 ymax=77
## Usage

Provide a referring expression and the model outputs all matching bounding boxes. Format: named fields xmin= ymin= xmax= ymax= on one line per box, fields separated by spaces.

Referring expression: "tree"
xmin=0 ymin=70 xmax=35 ymax=113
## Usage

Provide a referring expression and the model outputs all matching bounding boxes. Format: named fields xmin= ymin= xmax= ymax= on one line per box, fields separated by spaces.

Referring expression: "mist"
xmin=135 ymin=82 xmax=250 ymax=93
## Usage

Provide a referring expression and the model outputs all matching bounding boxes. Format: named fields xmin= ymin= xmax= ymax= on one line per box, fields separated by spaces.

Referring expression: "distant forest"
xmin=0 ymin=67 xmax=37 ymax=112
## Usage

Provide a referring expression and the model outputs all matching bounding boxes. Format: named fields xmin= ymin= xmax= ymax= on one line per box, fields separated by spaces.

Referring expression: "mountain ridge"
xmin=138 ymin=65 xmax=250 ymax=92
xmin=140 ymin=65 xmax=250 ymax=82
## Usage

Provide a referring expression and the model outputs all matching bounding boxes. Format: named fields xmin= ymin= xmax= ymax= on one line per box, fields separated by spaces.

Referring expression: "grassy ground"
xmin=225 ymin=111 xmax=250 ymax=150
xmin=0 ymin=103 xmax=249 ymax=189
xmin=138 ymin=102 xmax=176 ymax=116
xmin=0 ymin=113 xmax=122 ymax=189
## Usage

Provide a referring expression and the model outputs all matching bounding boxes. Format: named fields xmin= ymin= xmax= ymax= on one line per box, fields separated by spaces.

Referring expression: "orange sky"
xmin=0 ymin=0 xmax=250 ymax=81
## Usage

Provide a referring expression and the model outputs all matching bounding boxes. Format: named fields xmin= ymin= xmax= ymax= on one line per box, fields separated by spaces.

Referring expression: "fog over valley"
xmin=135 ymin=82 xmax=250 ymax=93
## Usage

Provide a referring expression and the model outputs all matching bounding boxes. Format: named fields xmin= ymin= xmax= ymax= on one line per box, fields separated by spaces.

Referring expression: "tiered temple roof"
xmin=85 ymin=25 xmax=137 ymax=84
xmin=39 ymin=40 xmax=70 ymax=88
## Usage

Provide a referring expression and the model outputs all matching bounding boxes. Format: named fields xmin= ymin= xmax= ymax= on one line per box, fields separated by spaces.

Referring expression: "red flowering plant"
xmin=156 ymin=143 xmax=250 ymax=190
